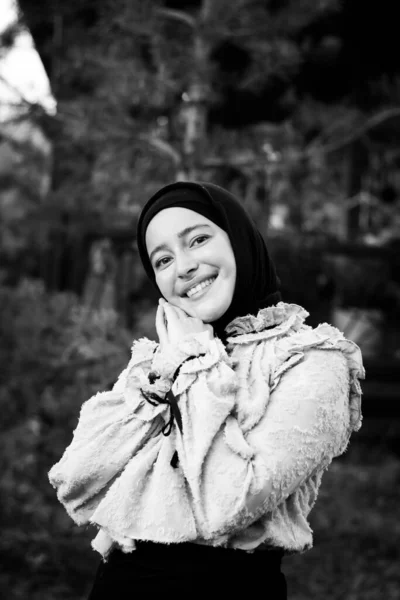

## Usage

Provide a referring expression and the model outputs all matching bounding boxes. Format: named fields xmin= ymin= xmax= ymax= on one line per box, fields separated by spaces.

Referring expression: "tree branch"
xmin=140 ymin=134 xmax=182 ymax=165
xmin=156 ymin=8 xmax=196 ymax=29
xmin=0 ymin=73 xmax=34 ymax=108
xmin=307 ymin=106 xmax=400 ymax=157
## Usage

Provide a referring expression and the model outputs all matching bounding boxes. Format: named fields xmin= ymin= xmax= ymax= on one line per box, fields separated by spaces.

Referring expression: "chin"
xmin=200 ymin=315 xmax=215 ymax=324
xmin=193 ymin=305 xmax=227 ymax=323
xmin=179 ymin=294 xmax=232 ymax=323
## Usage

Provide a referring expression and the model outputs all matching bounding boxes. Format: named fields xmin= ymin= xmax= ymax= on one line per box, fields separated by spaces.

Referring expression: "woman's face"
xmin=145 ymin=207 xmax=236 ymax=323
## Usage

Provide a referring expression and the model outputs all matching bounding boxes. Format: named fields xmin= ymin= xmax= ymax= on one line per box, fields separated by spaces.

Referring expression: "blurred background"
xmin=1 ymin=0 xmax=399 ymax=598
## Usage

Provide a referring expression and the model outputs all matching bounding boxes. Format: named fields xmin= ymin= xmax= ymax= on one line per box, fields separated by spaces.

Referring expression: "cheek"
xmin=223 ymin=260 xmax=236 ymax=306
xmin=155 ymin=273 xmax=173 ymax=298
xmin=227 ymin=252 xmax=237 ymax=285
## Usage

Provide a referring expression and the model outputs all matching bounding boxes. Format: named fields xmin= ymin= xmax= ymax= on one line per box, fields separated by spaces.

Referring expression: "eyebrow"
xmin=148 ymin=224 xmax=212 ymax=263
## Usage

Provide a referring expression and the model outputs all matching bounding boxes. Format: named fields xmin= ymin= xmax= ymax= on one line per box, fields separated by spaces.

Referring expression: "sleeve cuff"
xmin=151 ymin=331 xmax=228 ymax=382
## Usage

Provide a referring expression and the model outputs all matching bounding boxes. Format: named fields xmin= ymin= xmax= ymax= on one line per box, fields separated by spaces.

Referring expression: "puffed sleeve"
xmin=173 ymin=329 xmax=364 ymax=539
xmin=48 ymin=338 xmax=168 ymax=526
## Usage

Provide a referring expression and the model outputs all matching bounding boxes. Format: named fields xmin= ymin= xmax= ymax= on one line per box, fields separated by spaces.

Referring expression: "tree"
xmin=10 ymin=0 xmax=400 ymax=252
xmin=0 ymin=12 xmax=53 ymax=263
xmin=16 ymin=0 xmax=343 ymax=211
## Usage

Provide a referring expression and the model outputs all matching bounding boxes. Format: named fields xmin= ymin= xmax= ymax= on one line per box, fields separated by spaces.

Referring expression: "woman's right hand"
xmin=156 ymin=299 xmax=213 ymax=350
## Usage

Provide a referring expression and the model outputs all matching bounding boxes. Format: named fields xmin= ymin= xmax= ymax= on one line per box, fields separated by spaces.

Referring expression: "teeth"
xmin=186 ymin=277 xmax=216 ymax=298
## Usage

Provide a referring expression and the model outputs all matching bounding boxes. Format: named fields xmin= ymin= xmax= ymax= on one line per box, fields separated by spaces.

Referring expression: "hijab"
xmin=137 ymin=181 xmax=281 ymax=339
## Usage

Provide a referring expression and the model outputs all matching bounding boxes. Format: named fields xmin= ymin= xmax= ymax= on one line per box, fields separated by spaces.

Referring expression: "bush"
xmin=0 ymin=279 xmax=136 ymax=598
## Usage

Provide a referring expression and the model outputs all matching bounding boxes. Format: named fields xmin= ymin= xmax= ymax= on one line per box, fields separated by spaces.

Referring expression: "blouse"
xmin=48 ymin=303 xmax=364 ymax=559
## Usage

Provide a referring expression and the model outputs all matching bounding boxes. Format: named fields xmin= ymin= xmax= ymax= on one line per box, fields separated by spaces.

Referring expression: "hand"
xmin=156 ymin=299 xmax=213 ymax=349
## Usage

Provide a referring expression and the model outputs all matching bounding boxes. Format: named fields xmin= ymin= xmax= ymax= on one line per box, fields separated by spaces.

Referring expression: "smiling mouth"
xmin=186 ymin=276 xmax=217 ymax=299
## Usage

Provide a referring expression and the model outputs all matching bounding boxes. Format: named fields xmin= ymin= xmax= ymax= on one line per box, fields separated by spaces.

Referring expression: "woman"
xmin=49 ymin=181 xmax=364 ymax=599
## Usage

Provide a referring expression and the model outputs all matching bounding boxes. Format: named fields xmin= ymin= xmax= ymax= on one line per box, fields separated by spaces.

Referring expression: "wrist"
xmin=152 ymin=331 xmax=214 ymax=381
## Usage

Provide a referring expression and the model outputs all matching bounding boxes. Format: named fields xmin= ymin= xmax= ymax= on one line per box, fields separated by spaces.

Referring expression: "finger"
xmin=160 ymin=301 xmax=168 ymax=326
xmin=170 ymin=304 xmax=191 ymax=320
xmin=155 ymin=304 xmax=163 ymax=336
xmin=162 ymin=301 xmax=182 ymax=326
xmin=155 ymin=304 xmax=168 ymax=345
xmin=170 ymin=303 xmax=199 ymax=322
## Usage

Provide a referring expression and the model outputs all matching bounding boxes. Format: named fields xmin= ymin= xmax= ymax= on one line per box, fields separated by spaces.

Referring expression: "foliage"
xmin=285 ymin=442 xmax=400 ymax=600
xmin=0 ymin=278 xmax=133 ymax=432
xmin=13 ymin=0 xmax=346 ymax=215
xmin=1 ymin=0 xmax=398 ymax=283
xmin=0 ymin=278 xmax=141 ymax=598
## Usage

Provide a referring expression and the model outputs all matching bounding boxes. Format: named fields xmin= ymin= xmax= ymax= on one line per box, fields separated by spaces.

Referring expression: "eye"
xmin=191 ymin=234 xmax=210 ymax=247
xmin=154 ymin=256 xmax=172 ymax=269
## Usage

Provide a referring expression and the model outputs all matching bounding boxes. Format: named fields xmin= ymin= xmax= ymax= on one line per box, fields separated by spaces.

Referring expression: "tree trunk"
xmin=345 ymin=140 xmax=368 ymax=240
xmin=179 ymin=0 xmax=211 ymax=179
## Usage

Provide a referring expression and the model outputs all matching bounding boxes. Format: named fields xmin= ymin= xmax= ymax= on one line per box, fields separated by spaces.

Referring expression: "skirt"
xmin=87 ymin=541 xmax=287 ymax=599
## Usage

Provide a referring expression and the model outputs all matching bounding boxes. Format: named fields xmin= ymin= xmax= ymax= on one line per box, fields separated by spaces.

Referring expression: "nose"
xmin=175 ymin=251 xmax=198 ymax=278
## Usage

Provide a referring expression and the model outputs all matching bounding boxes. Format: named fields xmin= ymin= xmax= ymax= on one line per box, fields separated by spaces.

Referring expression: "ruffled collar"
xmin=224 ymin=302 xmax=309 ymax=341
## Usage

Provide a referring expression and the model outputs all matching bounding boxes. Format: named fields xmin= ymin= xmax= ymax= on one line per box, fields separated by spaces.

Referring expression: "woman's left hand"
xmin=157 ymin=299 xmax=214 ymax=348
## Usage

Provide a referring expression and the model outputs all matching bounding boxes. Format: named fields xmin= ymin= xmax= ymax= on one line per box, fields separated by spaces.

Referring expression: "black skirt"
xmin=88 ymin=541 xmax=287 ymax=599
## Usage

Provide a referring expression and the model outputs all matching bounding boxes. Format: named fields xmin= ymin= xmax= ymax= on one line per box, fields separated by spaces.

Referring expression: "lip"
xmin=181 ymin=275 xmax=217 ymax=298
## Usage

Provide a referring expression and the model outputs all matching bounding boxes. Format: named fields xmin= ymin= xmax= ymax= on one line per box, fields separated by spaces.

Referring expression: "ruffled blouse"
xmin=48 ymin=303 xmax=364 ymax=558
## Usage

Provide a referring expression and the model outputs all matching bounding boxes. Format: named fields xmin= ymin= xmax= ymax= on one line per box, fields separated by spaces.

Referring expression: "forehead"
xmin=145 ymin=207 xmax=214 ymax=249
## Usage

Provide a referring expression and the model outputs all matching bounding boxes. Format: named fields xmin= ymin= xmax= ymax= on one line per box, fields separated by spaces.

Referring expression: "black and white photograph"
xmin=1 ymin=1 xmax=399 ymax=598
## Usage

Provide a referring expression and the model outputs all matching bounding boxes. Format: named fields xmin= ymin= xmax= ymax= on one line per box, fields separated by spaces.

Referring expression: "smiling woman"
xmin=145 ymin=207 xmax=236 ymax=323
xmin=137 ymin=182 xmax=281 ymax=338
xmin=49 ymin=181 xmax=365 ymax=600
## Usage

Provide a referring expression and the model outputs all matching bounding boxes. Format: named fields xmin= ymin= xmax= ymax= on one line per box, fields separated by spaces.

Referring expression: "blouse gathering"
xmin=48 ymin=302 xmax=364 ymax=559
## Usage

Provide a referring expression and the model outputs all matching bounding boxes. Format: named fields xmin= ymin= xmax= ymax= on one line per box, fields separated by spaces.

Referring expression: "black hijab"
xmin=137 ymin=181 xmax=281 ymax=339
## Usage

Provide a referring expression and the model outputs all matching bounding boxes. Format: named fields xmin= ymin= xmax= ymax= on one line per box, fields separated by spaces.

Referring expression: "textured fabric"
xmin=87 ymin=543 xmax=286 ymax=599
xmin=48 ymin=303 xmax=364 ymax=559
xmin=136 ymin=181 xmax=281 ymax=337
